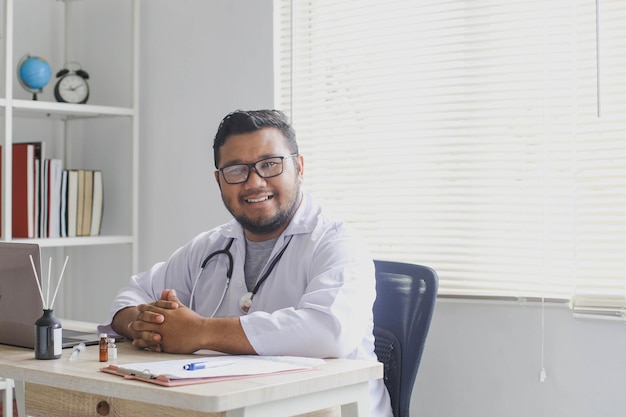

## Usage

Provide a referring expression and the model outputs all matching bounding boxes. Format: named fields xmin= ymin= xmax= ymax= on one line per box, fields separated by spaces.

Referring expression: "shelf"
xmin=0 ymin=99 xmax=134 ymax=119
xmin=5 ymin=236 xmax=135 ymax=248
xmin=2 ymin=0 xmax=140 ymax=296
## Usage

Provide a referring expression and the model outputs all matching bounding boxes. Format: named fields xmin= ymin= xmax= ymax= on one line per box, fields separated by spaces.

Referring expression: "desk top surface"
xmin=0 ymin=323 xmax=382 ymax=413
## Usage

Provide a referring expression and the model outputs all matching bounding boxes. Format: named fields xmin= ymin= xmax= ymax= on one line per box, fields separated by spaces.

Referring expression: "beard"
xmin=225 ymin=185 xmax=302 ymax=237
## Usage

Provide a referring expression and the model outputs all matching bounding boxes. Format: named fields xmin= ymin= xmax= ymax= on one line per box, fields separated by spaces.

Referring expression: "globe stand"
xmin=18 ymin=87 xmax=42 ymax=101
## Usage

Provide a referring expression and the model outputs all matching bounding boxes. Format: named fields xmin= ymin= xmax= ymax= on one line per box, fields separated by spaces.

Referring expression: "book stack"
xmin=63 ymin=169 xmax=104 ymax=237
xmin=0 ymin=142 xmax=103 ymax=238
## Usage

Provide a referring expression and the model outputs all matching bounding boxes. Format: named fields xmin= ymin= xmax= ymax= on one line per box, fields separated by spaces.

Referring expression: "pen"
xmin=183 ymin=361 xmax=234 ymax=371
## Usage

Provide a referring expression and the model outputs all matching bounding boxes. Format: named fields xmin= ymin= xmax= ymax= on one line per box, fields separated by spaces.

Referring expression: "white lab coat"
xmin=103 ymin=192 xmax=392 ymax=417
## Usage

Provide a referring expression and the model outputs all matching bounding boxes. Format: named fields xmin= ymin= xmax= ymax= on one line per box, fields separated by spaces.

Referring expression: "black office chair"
xmin=373 ymin=260 xmax=438 ymax=417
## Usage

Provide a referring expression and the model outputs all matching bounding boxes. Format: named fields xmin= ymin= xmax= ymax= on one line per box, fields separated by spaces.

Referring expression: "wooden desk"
xmin=0 ymin=334 xmax=381 ymax=417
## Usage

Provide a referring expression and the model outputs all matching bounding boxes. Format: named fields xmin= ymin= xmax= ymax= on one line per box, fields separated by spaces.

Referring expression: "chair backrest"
xmin=373 ymin=260 xmax=438 ymax=417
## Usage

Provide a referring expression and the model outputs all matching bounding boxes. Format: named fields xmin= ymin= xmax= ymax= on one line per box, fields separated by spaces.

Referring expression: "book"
xmin=76 ymin=170 xmax=86 ymax=236
xmin=66 ymin=170 xmax=79 ymax=237
xmin=40 ymin=151 xmax=48 ymax=237
xmin=34 ymin=154 xmax=41 ymax=238
xmin=60 ymin=170 xmax=68 ymax=237
xmin=28 ymin=142 xmax=44 ymax=238
xmin=0 ymin=143 xmax=37 ymax=238
xmin=81 ymin=169 xmax=94 ymax=236
xmin=100 ymin=355 xmax=324 ymax=387
xmin=90 ymin=170 xmax=103 ymax=236
xmin=46 ymin=159 xmax=63 ymax=238
xmin=15 ymin=144 xmax=35 ymax=238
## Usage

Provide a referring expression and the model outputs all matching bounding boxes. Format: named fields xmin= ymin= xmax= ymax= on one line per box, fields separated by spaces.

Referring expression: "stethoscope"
xmin=189 ymin=237 xmax=292 ymax=316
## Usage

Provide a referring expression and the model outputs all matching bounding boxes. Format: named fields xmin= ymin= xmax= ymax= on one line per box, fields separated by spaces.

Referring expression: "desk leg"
xmin=223 ymin=382 xmax=370 ymax=417
xmin=339 ymin=383 xmax=370 ymax=417
xmin=14 ymin=380 xmax=26 ymax=417
xmin=1 ymin=378 xmax=14 ymax=417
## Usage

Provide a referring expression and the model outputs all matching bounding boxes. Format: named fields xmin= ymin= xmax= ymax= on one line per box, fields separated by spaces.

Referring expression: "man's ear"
xmin=296 ymin=154 xmax=304 ymax=177
xmin=214 ymin=171 xmax=222 ymax=190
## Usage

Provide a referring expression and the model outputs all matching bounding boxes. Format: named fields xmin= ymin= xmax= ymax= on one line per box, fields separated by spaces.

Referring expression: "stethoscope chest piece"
xmin=239 ymin=292 xmax=253 ymax=313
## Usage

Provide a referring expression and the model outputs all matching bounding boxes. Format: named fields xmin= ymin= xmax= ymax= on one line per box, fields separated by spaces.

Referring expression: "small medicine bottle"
xmin=99 ymin=333 xmax=108 ymax=362
xmin=107 ymin=338 xmax=118 ymax=360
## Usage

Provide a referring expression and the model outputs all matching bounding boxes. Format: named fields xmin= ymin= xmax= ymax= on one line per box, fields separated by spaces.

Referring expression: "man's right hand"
xmin=110 ymin=290 xmax=181 ymax=351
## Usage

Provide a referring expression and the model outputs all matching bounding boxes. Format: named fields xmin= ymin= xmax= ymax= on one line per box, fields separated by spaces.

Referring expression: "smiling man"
xmin=102 ymin=110 xmax=393 ymax=417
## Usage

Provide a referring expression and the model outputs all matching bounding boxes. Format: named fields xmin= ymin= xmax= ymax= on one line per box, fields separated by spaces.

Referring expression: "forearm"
xmin=240 ymin=308 xmax=367 ymax=358
xmin=196 ymin=317 xmax=256 ymax=355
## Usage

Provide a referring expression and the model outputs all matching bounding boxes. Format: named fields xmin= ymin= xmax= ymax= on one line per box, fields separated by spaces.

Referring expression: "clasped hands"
xmin=128 ymin=289 xmax=204 ymax=353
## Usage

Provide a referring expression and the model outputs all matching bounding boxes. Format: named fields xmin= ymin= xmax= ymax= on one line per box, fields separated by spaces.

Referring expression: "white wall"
xmin=103 ymin=2 xmax=626 ymax=416
xmin=138 ymin=0 xmax=275 ymax=269
xmin=413 ymin=301 xmax=626 ymax=417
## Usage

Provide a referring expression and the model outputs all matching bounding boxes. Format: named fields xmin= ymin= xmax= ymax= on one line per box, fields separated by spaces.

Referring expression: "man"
xmin=102 ymin=110 xmax=392 ymax=417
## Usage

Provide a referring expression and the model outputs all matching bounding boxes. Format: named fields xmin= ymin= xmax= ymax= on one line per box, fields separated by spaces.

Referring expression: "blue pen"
xmin=183 ymin=361 xmax=234 ymax=371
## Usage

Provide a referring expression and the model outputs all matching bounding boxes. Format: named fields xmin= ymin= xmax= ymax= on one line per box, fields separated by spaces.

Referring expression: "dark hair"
xmin=213 ymin=109 xmax=298 ymax=168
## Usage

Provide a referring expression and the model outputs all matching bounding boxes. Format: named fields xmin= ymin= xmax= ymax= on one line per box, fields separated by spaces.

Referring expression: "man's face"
xmin=214 ymin=127 xmax=304 ymax=241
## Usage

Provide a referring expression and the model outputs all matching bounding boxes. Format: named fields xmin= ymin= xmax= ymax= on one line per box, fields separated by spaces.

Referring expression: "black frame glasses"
xmin=218 ymin=153 xmax=298 ymax=184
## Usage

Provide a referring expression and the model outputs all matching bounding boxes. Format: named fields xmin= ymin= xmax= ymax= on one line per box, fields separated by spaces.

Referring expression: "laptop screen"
xmin=0 ymin=242 xmax=44 ymax=348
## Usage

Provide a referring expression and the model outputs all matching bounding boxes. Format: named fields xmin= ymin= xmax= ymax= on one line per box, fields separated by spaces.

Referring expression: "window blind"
xmin=278 ymin=0 xmax=626 ymax=319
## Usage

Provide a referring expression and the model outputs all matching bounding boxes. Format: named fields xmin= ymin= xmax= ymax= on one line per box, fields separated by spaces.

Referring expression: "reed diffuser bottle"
xmin=29 ymin=255 xmax=69 ymax=360
xmin=34 ymin=309 xmax=62 ymax=359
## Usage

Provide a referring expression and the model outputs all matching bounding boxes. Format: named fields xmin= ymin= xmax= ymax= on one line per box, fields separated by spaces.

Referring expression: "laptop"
xmin=0 ymin=241 xmax=110 ymax=349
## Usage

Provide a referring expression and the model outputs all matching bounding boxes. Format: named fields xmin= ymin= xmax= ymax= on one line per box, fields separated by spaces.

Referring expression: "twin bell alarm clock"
xmin=54 ymin=64 xmax=90 ymax=104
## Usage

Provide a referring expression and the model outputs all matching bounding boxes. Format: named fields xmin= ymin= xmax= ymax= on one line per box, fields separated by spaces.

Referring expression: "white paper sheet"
xmin=114 ymin=355 xmax=325 ymax=380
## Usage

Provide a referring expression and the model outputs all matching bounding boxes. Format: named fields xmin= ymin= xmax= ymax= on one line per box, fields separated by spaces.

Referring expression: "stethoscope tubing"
xmin=189 ymin=236 xmax=292 ymax=316
xmin=189 ymin=238 xmax=235 ymax=313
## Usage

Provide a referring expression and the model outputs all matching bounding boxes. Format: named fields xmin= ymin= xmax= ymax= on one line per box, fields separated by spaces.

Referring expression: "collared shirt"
xmin=102 ymin=192 xmax=392 ymax=417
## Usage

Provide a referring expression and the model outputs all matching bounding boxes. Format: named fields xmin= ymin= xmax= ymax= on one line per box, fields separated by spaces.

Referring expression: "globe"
xmin=17 ymin=55 xmax=52 ymax=100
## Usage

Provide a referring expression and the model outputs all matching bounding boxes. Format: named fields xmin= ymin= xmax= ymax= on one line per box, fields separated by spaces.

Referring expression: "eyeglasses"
xmin=218 ymin=154 xmax=298 ymax=184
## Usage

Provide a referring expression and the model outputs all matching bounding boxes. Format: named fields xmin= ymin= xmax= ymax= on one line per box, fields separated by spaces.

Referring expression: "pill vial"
xmin=107 ymin=338 xmax=118 ymax=360
xmin=99 ymin=333 xmax=108 ymax=362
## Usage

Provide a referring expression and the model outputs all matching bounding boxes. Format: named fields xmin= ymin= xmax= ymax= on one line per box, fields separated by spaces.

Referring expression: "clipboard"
xmin=100 ymin=355 xmax=325 ymax=387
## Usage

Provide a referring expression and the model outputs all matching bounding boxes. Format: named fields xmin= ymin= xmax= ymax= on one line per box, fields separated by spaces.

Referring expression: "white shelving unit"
xmin=1 ymin=0 xmax=139 ymax=278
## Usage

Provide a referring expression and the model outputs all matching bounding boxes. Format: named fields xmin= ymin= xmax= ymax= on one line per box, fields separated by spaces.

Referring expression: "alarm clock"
xmin=54 ymin=66 xmax=90 ymax=104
